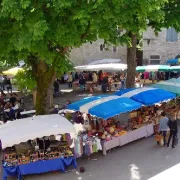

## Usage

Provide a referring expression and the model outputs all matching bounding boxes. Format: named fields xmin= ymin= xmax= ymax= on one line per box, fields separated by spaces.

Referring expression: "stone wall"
xmin=70 ymin=28 xmax=180 ymax=66
xmin=70 ymin=39 xmax=127 ymax=65
xmin=143 ymin=28 xmax=180 ymax=65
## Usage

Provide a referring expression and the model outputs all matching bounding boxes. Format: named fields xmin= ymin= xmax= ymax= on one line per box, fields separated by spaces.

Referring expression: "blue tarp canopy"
xmin=67 ymin=95 xmax=142 ymax=119
xmin=67 ymin=95 xmax=108 ymax=111
xmin=89 ymin=97 xmax=142 ymax=119
xmin=167 ymin=58 xmax=179 ymax=64
xmin=151 ymin=78 xmax=180 ymax=96
xmin=114 ymin=87 xmax=176 ymax=106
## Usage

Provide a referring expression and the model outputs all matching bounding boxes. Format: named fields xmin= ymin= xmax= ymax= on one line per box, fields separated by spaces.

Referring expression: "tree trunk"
xmin=34 ymin=60 xmax=55 ymax=115
xmin=32 ymin=90 xmax=37 ymax=106
xmin=126 ymin=33 xmax=137 ymax=88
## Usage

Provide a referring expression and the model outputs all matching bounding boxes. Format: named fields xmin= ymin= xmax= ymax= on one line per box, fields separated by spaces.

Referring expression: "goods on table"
xmin=3 ymin=134 xmax=74 ymax=166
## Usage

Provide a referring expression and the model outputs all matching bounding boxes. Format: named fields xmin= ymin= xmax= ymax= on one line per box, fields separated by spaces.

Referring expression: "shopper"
xmin=53 ymin=80 xmax=59 ymax=97
xmin=167 ymin=113 xmax=178 ymax=148
xmin=101 ymin=76 xmax=108 ymax=93
xmin=6 ymin=77 xmax=12 ymax=93
xmin=75 ymin=72 xmax=79 ymax=80
xmin=92 ymin=72 xmax=98 ymax=85
xmin=159 ymin=112 xmax=169 ymax=146
xmin=0 ymin=75 xmax=4 ymax=90
xmin=79 ymin=76 xmax=86 ymax=92
xmin=68 ymin=72 xmax=73 ymax=88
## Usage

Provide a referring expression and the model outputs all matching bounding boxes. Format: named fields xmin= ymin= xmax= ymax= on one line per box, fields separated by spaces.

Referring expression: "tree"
xmin=150 ymin=0 xmax=180 ymax=31
xmin=0 ymin=0 xmax=123 ymax=115
xmin=0 ymin=0 xmax=171 ymax=115
xmin=113 ymin=0 xmax=168 ymax=88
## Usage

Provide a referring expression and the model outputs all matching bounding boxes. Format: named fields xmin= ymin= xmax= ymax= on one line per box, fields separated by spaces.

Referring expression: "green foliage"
xmin=14 ymin=70 xmax=36 ymax=92
xmin=150 ymin=0 xmax=180 ymax=32
xmin=0 ymin=0 xmax=169 ymax=62
xmin=0 ymin=0 xmax=179 ymax=102
xmin=0 ymin=60 xmax=14 ymax=72
xmin=111 ymin=0 xmax=168 ymax=46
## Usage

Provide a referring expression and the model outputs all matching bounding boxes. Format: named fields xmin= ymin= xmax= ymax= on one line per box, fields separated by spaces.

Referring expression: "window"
xmin=166 ymin=27 xmax=178 ymax=42
xmin=150 ymin=55 xmax=160 ymax=60
xmin=150 ymin=55 xmax=161 ymax=65
xmin=113 ymin=46 xmax=116 ymax=52
xmin=150 ymin=60 xmax=160 ymax=65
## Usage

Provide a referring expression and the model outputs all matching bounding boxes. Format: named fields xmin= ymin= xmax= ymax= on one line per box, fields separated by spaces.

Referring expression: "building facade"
xmin=143 ymin=28 xmax=180 ymax=65
xmin=70 ymin=39 xmax=127 ymax=65
xmin=70 ymin=28 xmax=180 ymax=66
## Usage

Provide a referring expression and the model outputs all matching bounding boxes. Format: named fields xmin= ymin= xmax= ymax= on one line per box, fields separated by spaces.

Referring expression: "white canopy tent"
xmin=75 ymin=63 xmax=127 ymax=71
xmin=88 ymin=59 xmax=121 ymax=65
xmin=0 ymin=114 xmax=75 ymax=149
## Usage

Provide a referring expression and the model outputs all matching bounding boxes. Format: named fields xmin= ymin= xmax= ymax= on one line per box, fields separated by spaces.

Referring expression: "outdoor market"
xmin=1 ymin=61 xmax=180 ymax=179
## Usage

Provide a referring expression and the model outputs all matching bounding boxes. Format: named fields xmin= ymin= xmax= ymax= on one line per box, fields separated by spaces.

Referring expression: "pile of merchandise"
xmin=3 ymin=134 xmax=74 ymax=166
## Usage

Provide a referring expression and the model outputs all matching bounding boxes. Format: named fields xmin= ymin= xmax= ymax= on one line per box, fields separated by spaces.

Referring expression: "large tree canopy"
xmin=112 ymin=0 xmax=167 ymax=88
xmin=0 ymin=0 xmax=176 ymax=114
xmin=0 ymin=0 xmax=121 ymax=114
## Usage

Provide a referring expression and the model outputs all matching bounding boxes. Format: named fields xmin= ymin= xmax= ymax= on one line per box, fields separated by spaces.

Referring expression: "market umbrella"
xmin=151 ymin=78 xmax=180 ymax=96
xmin=88 ymin=59 xmax=121 ymax=65
xmin=75 ymin=63 xmax=127 ymax=71
xmin=0 ymin=114 xmax=75 ymax=149
xmin=136 ymin=65 xmax=170 ymax=72
xmin=67 ymin=95 xmax=108 ymax=111
xmin=170 ymin=66 xmax=180 ymax=72
xmin=88 ymin=97 xmax=142 ymax=119
xmin=114 ymin=87 xmax=176 ymax=105
xmin=166 ymin=58 xmax=180 ymax=65
xmin=67 ymin=95 xmax=142 ymax=119
xmin=2 ymin=67 xmax=24 ymax=76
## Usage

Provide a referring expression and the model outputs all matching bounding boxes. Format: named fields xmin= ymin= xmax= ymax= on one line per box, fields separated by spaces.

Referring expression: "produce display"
xmin=83 ymin=100 xmax=180 ymax=142
xmin=3 ymin=135 xmax=74 ymax=166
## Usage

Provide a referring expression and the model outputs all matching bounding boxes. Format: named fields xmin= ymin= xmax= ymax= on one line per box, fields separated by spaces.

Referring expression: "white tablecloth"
xmin=103 ymin=124 xmax=154 ymax=155
xmin=103 ymin=137 xmax=119 ymax=155
xmin=146 ymin=123 xmax=154 ymax=137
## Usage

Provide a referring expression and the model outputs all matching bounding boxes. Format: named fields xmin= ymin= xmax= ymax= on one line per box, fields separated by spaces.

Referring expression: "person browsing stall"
xmin=159 ymin=112 xmax=169 ymax=146
xmin=167 ymin=112 xmax=178 ymax=148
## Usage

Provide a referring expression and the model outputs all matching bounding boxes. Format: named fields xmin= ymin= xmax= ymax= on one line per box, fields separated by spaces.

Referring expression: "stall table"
xmin=3 ymin=157 xmax=77 ymax=180
xmin=102 ymin=124 xmax=154 ymax=155
xmin=20 ymin=110 xmax=36 ymax=115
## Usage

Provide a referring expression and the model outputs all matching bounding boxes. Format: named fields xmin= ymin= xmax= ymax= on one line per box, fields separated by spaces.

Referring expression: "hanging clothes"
xmin=84 ymin=141 xmax=93 ymax=156
xmin=74 ymin=137 xmax=83 ymax=158
xmin=95 ymin=137 xmax=102 ymax=151
xmin=93 ymin=142 xmax=98 ymax=153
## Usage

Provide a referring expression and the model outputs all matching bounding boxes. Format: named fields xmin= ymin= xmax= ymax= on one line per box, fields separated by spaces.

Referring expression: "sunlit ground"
xmin=148 ymin=163 xmax=180 ymax=180
xmin=4 ymin=90 xmax=19 ymax=94
xmin=60 ymin=89 xmax=73 ymax=93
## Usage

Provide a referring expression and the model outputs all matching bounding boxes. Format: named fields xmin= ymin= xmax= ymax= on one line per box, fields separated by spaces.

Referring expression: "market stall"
xmin=75 ymin=63 xmax=127 ymax=72
xmin=0 ymin=114 xmax=77 ymax=180
xmin=167 ymin=58 xmax=180 ymax=65
xmin=66 ymin=95 xmax=155 ymax=155
xmin=136 ymin=65 xmax=170 ymax=72
xmin=115 ymin=87 xmax=176 ymax=105
xmin=151 ymin=78 xmax=180 ymax=96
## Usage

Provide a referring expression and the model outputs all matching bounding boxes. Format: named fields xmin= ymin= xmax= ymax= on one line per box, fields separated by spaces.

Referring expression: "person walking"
xmin=68 ymin=72 xmax=73 ymax=88
xmin=6 ymin=77 xmax=12 ymax=93
xmin=167 ymin=113 xmax=178 ymax=148
xmin=159 ymin=112 xmax=169 ymax=146
xmin=92 ymin=72 xmax=98 ymax=85
xmin=53 ymin=79 xmax=59 ymax=97
xmin=0 ymin=75 xmax=4 ymax=90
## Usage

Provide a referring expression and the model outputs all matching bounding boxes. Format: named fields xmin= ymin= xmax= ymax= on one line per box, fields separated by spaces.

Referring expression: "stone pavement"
xmin=23 ymin=83 xmax=109 ymax=110
xmin=2 ymin=85 xmax=180 ymax=180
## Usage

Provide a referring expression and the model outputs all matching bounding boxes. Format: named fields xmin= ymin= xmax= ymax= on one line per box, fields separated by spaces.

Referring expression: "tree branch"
xmin=80 ymin=21 xmax=91 ymax=39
